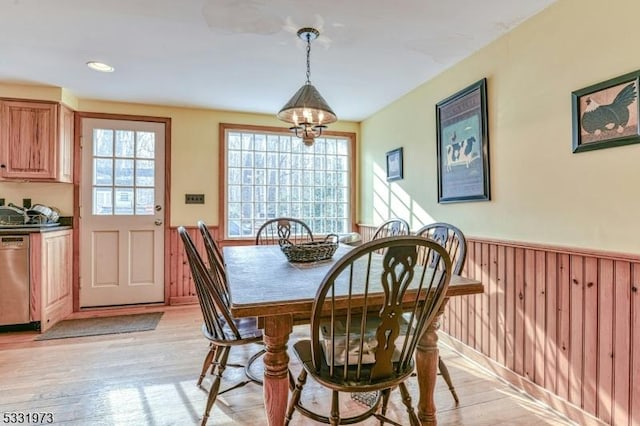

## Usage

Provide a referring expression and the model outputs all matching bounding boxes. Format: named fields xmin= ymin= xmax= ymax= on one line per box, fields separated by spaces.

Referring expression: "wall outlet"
xmin=185 ymin=194 xmax=205 ymax=204
xmin=23 ymin=198 xmax=32 ymax=208
xmin=0 ymin=198 xmax=4 ymax=206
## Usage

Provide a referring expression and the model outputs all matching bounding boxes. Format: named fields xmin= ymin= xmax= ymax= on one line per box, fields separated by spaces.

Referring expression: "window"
xmin=92 ymin=128 xmax=156 ymax=215
xmin=222 ymin=124 xmax=355 ymax=239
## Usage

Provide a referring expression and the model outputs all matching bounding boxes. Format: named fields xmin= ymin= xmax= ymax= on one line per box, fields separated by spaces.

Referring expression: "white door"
xmin=80 ymin=118 xmax=165 ymax=307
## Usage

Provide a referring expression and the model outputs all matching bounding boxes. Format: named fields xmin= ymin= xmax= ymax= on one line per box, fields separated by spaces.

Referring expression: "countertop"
xmin=0 ymin=225 xmax=72 ymax=235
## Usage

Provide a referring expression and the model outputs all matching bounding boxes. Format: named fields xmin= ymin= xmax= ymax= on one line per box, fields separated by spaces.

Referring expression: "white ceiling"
xmin=0 ymin=0 xmax=557 ymax=121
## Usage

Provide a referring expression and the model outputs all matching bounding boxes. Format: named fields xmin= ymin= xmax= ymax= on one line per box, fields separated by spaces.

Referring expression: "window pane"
xmin=255 ymin=134 xmax=266 ymax=151
xmin=94 ymin=159 xmax=113 ymax=186
xmin=115 ymin=131 xmax=135 ymax=157
xmin=242 ymin=151 xmax=254 ymax=168
xmin=136 ymin=132 xmax=155 ymax=158
xmin=114 ymin=188 xmax=134 ymax=215
xmin=228 ymin=167 xmax=241 ymax=185
xmin=115 ymin=159 xmax=134 ymax=186
xmin=228 ymin=133 xmax=241 ymax=150
xmin=255 ymin=152 xmax=266 ymax=168
xmin=242 ymin=134 xmax=254 ymax=150
xmin=135 ymin=160 xmax=154 ymax=186
xmin=254 ymin=169 xmax=265 ymax=185
xmin=228 ymin=151 xmax=241 ymax=168
xmin=267 ymin=135 xmax=278 ymax=151
xmin=228 ymin=185 xmax=241 ymax=202
xmin=135 ymin=188 xmax=154 ymax=215
xmin=228 ymin=203 xmax=241 ymax=218
xmin=94 ymin=129 xmax=113 ymax=156
xmin=93 ymin=188 xmax=112 ymax=215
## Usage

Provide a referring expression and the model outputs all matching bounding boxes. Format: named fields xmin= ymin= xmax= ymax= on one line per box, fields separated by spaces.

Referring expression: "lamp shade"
xmin=277 ymin=83 xmax=337 ymax=125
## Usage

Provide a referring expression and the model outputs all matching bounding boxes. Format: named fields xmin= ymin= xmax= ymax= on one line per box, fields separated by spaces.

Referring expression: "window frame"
xmin=218 ymin=123 xmax=357 ymax=242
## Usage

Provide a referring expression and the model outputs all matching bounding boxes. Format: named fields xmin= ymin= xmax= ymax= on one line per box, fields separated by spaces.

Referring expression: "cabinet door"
xmin=58 ymin=104 xmax=74 ymax=183
xmin=39 ymin=230 xmax=73 ymax=331
xmin=0 ymin=100 xmax=58 ymax=180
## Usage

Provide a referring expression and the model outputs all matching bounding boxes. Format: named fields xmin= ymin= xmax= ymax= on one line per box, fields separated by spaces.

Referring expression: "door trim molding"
xmin=73 ymin=112 xmax=172 ymax=311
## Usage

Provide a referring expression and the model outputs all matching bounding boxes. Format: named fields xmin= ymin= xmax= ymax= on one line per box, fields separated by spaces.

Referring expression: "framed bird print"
xmin=572 ymin=70 xmax=640 ymax=153
xmin=436 ymin=78 xmax=490 ymax=203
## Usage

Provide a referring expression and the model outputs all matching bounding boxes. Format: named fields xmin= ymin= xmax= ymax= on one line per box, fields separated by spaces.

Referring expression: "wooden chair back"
xmin=197 ymin=220 xmax=229 ymax=305
xmin=371 ymin=218 xmax=410 ymax=240
xmin=414 ymin=222 xmax=467 ymax=274
xmin=255 ymin=217 xmax=313 ymax=245
xmin=178 ymin=226 xmax=240 ymax=341
xmin=308 ymin=236 xmax=452 ymax=387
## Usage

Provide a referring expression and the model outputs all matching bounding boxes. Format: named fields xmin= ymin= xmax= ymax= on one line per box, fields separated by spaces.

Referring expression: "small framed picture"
xmin=386 ymin=147 xmax=403 ymax=182
xmin=571 ymin=70 xmax=640 ymax=153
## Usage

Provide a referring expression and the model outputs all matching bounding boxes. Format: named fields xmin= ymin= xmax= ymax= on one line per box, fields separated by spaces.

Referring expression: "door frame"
xmin=73 ymin=112 xmax=172 ymax=311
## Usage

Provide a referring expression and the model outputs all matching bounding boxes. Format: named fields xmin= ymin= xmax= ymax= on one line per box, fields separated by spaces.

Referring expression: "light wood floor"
xmin=0 ymin=306 xmax=575 ymax=425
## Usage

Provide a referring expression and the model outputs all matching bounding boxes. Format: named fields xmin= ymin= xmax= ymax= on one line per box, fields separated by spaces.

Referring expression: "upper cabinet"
xmin=0 ymin=99 xmax=74 ymax=182
xmin=58 ymin=104 xmax=74 ymax=183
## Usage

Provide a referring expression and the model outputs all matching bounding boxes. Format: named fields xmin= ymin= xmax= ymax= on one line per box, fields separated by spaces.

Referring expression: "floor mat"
xmin=35 ymin=312 xmax=164 ymax=340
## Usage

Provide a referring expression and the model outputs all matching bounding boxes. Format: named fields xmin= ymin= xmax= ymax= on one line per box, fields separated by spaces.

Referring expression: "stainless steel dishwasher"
xmin=0 ymin=235 xmax=30 ymax=326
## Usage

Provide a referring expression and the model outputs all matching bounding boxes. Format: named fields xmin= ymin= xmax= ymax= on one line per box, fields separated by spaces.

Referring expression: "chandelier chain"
xmin=305 ymin=33 xmax=312 ymax=84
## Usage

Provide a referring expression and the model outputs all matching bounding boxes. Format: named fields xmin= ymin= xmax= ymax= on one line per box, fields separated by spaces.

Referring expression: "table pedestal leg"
xmin=263 ymin=314 xmax=293 ymax=426
xmin=416 ymin=307 xmax=446 ymax=425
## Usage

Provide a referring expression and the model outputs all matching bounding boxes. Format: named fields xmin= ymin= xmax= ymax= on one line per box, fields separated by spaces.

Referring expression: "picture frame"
xmin=436 ymin=78 xmax=490 ymax=203
xmin=386 ymin=147 xmax=403 ymax=182
xmin=571 ymin=70 xmax=640 ymax=153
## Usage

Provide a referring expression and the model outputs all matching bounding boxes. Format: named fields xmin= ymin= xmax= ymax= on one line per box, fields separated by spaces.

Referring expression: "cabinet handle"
xmin=0 ymin=164 xmax=5 ymax=169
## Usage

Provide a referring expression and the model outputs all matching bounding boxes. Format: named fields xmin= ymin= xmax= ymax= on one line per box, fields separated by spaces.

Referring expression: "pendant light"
xmin=277 ymin=27 xmax=337 ymax=146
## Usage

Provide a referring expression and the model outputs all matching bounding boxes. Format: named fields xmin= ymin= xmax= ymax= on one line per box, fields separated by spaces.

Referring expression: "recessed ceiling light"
xmin=86 ymin=61 xmax=114 ymax=72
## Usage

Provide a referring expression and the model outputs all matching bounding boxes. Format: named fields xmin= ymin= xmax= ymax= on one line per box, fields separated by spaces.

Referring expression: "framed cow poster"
xmin=436 ymin=78 xmax=490 ymax=203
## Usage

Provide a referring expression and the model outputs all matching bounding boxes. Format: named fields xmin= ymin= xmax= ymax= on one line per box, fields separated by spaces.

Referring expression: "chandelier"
xmin=277 ymin=27 xmax=337 ymax=146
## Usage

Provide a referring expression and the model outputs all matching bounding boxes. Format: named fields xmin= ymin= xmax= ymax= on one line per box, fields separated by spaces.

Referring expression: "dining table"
xmin=224 ymin=243 xmax=483 ymax=426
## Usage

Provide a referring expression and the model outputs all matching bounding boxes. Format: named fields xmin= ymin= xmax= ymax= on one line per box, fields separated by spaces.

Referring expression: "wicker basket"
xmin=279 ymin=234 xmax=339 ymax=263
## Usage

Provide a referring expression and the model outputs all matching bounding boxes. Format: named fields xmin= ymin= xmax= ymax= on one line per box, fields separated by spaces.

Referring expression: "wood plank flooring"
xmin=0 ymin=306 xmax=576 ymax=425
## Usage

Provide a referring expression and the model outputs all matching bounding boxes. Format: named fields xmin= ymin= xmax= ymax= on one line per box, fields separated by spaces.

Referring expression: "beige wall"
xmin=360 ymin=0 xmax=640 ymax=254
xmin=0 ymin=86 xmax=358 ymax=225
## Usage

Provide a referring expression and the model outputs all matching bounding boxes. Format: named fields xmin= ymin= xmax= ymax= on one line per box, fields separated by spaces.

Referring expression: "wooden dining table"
xmin=224 ymin=244 xmax=483 ymax=426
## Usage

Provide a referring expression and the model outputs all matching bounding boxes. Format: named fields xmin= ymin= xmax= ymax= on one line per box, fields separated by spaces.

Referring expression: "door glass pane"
xmin=114 ymin=188 xmax=134 ymax=215
xmin=115 ymin=130 xmax=135 ymax=157
xmin=114 ymin=159 xmax=134 ymax=186
xmin=136 ymin=132 xmax=155 ymax=158
xmin=94 ymin=159 xmax=113 ymax=185
xmin=94 ymin=129 xmax=113 ymax=156
xmin=93 ymin=188 xmax=113 ymax=215
xmin=135 ymin=160 xmax=154 ymax=186
xmin=135 ymin=188 xmax=154 ymax=215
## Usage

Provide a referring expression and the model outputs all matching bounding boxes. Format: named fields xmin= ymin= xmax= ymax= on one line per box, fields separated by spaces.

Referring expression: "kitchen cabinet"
xmin=0 ymin=100 xmax=74 ymax=182
xmin=58 ymin=104 xmax=74 ymax=183
xmin=30 ymin=229 xmax=73 ymax=331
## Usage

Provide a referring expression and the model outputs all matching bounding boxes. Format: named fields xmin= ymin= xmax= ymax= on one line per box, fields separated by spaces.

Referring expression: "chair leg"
xmin=198 ymin=344 xmax=217 ymax=386
xmin=379 ymin=388 xmax=391 ymax=425
xmin=285 ymin=369 xmax=307 ymax=425
xmin=201 ymin=346 xmax=230 ymax=426
xmin=438 ymin=356 xmax=459 ymax=404
xmin=398 ymin=382 xmax=419 ymax=426
xmin=330 ymin=390 xmax=340 ymax=426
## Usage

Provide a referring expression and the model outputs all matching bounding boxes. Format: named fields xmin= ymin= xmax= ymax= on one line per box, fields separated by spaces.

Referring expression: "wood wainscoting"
xmin=167 ymin=225 xmax=256 ymax=305
xmin=360 ymin=223 xmax=639 ymax=426
xmin=168 ymin=226 xmax=211 ymax=305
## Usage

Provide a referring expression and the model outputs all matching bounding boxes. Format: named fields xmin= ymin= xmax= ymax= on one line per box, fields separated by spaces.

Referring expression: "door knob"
xmin=154 ymin=219 xmax=163 ymax=226
xmin=155 ymin=205 xmax=162 ymax=212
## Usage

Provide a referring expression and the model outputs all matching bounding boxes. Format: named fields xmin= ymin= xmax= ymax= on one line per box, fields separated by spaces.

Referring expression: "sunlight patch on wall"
xmin=372 ymin=162 xmax=434 ymax=229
